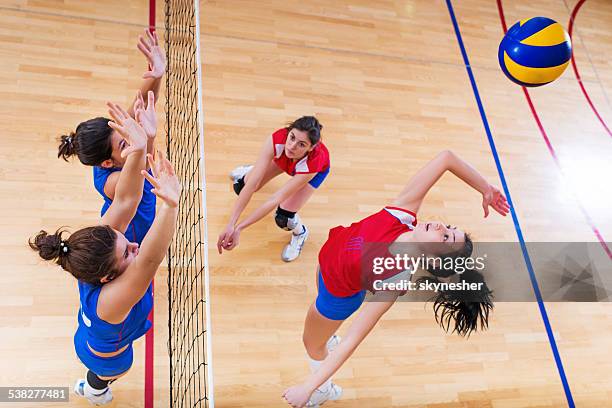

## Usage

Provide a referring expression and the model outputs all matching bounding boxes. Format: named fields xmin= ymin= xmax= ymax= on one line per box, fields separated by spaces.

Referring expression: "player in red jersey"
xmin=218 ymin=116 xmax=330 ymax=262
xmin=282 ymin=150 xmax=509 ymax=407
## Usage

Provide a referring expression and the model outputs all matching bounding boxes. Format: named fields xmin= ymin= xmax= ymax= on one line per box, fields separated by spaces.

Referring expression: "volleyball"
xmin=498 ymin=17 xmax=572 ymax=87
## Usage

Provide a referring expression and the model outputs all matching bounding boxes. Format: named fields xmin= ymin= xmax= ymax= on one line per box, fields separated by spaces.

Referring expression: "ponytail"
xmin=418 ymin=268 xmax=493 ymax=337
xmin=29 ymin=228 xmax=67 ymax=262
xmin=57 ymin=117 xmax=113 ymax=166
xmin=57 ymin=133 xmax=77 ymax=161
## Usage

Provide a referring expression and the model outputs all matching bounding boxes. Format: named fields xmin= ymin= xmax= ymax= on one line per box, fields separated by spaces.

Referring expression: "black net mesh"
xmin=165 ymin=0 xmax=210 ymax=406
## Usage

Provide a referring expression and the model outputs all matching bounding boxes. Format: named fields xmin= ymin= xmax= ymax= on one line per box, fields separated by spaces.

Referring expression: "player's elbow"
xmin=438 ymin=150 xmax=455 ymax=161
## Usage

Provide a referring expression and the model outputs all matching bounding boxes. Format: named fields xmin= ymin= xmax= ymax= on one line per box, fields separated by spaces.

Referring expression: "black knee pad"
xmin=275 ymin=213 xmax=290 ymax=230
xmin=87 ymin=370 xmax=113 ymax=390
xmin=275 ymin=206 xmax=297 ymax=231
xmin=233 ymin=177 xmax=245 ymax=195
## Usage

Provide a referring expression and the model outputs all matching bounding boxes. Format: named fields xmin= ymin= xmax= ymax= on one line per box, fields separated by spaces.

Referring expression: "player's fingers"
xmin=147 ymin=154 xmax=159 ymax=178
xmin=146 ymin=29 xmax=157 ymax=45
xmin=138 ymin=34 xmax=152 ymax=51
xmin=137 ymin=41 xmax=153 ymax=59
xmin=107 ymin=121 xmax=129 ymax=140
xmin=106 ymin=102 xmax=124 ymax=122
xmin=483 ymin=203 xmax=489 ymax=218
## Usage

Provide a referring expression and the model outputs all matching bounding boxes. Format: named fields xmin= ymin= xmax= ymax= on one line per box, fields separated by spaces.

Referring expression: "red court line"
xmin=568 ymin=0 xmax=612 ymax=138
xmin=496 ymin=0 xmax=611 ymax=259
xmin=145 ymin=283 xmax=154 ymax=408
xmin=144 ymin=2 xmax=156 ymax=408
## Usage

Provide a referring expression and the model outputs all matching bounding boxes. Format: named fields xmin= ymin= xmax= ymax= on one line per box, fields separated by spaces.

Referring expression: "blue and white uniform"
xmin=71 ymin=166 xmax=157 ymax=376
xmin=93 ymin=166 xmax=156 ymax=245
xmin=74 ymin=281 xmax=153 ymax=377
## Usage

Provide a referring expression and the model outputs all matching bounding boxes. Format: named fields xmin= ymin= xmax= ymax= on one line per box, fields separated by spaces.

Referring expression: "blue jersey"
xmin=93 ymin=166 xmax=156 ymax=245
xmin=77 ymin=280 xmax=153 ymax=353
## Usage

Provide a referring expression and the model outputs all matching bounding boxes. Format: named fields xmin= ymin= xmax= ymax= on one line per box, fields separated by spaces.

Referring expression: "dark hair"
xmin=286 ymin=116 xmax=323 ymax=145
xmin=421 ymin=269 xmax=493 ymax=337
xmin=421 ymin=234 xmax=494 ymax=336
xmin=29 ymin=226 xmax=119 ymax=285
xmin=58 ymin=117 xmax=113 ymax=166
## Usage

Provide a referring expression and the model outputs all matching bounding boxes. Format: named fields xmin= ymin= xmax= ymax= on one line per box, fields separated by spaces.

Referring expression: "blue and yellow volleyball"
xmin=498 ymin=17 xmax=572 ymax=87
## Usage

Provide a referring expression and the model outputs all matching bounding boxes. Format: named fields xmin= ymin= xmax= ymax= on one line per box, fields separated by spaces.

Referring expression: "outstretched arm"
xmin=394 ymin=150 xmax=509 ymax=217
xmin=99 ymin=102 xmax=148 ymax=232
xmin=132 ymin=90 xmax=158 ymax=160
xmin=218 ymin=173 xmax=311 ymax=253
xmin=234 ymin=173 xmax=310 ymax=235
xmin=217 ymin=137 xmax=275 ymax=253
xmin=103 ymin=91 xmax=158 ymax=200
xmin=127 ymin=29 xmax=165 ymax=119
xmin=99 ymin=152 xmax=181 ymax=323
xmin=283 ymin=293 xmax=399 ymax=408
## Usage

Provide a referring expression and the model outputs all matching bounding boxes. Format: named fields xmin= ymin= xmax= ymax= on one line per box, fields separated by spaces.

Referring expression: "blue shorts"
xmin=315 ymin=270 xmax=366 ymax=321
xmin=74 ymin=327 xmax=133 ymax=377
xmin=308 ymin=167 xmax=330 ymax=189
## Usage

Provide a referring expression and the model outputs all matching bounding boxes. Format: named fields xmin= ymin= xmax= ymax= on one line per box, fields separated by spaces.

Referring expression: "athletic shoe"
xmin=229 ymin=164 xmax=253 ymax=183
xmin=306 ymin=383 xmax=343 ymax=407
xmin=74 ymin=379 xmax=113 ymax=406
xmin=281 ymin=225 xmax=308 ymax=262
xmin=326 ymin=334 xmax=341 ymax=353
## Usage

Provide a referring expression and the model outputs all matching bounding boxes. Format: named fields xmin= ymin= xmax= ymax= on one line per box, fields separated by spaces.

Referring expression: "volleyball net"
xmin=164 ymin=0 xmax=213 ymax=406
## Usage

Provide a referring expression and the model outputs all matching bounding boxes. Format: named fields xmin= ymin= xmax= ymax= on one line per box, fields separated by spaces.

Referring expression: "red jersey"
xmin=272 ymin=128 xmax=330 ymax=175
xmin=318 ymin=207 xmax=417 ymax=297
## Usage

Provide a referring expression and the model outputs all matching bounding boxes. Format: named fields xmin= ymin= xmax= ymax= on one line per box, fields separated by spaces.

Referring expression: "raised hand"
xmin=141 ymin=151 xmax=181 ymax=208
xmin=107 ymin=101 xmax=147 ymax=158
xmin=482 ymin=184 xmax=510 ymax=217
xmin=137 ymin=29 xmax=166 ymax=80
xmin=135 ymin=90 xmax=157 ymax=139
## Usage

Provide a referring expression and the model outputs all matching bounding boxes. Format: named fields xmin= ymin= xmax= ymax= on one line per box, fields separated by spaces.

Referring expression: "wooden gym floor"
xmin=1 ymin=0 xmax=610 ymax=407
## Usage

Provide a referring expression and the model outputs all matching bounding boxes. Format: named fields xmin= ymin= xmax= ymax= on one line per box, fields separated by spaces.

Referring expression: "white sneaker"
xmin=281 ymin=225 xmax=309 ymax=262
xmin=229 ymin=164 xmax=253 ymax=182
xmin=326 ymin=335 xmax=341 ymax=353
xmin=306 ymin=383 xmax=343 ymax=407
xmin=74 ymin=379 xmax=113 ymax=406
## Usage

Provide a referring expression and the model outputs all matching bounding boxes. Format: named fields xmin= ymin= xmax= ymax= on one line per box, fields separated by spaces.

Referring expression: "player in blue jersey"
xmin=57 ymin=29 xmax=165 ymax=244
xmin=30 ymin=101 xmax=181 ymax=406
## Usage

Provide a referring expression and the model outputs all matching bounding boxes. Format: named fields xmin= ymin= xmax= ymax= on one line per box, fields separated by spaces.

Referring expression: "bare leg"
xmin=279 ymin=182 xmax=317 ymax=261
xmin=302 ymin=302 xmax=344 ymax=361
xmin=244 ymin=160 xmax=283 ymax=191
xmin=280 ymin=182 xmax=316 ymax=212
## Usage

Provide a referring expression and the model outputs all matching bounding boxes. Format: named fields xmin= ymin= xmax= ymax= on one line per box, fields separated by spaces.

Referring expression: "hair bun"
xmin=57 ymin=132 xmax=77 ymax=161
xmin=28 ymin=229 xmax=65 ymax=261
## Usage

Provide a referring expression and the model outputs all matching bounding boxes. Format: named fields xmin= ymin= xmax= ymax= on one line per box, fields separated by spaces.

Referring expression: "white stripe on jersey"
xmin=274 ymin=143 xmax=284 ymax=158
xmin=80 ymin=304 xmax=92 ymax=327
xmin=384 ymin=208 xmax=416 ymax=230
xmin=295 ymin=156 xmax=309 ymax=173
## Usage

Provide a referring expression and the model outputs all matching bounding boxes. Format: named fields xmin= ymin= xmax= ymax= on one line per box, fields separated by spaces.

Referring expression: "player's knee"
xmin=274 ymin=206 xmax=298 ymax=231
xmin=302 ymin=334 xmax=326 ymax=359
xmin=233 ymin=177 xmax=245 ymax=195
